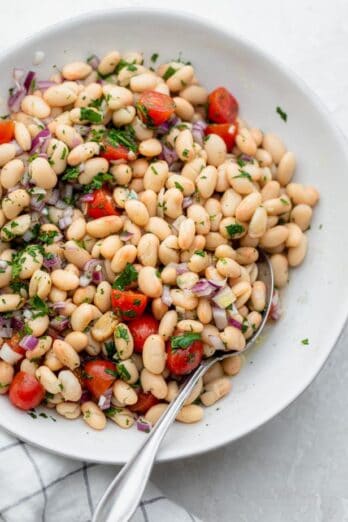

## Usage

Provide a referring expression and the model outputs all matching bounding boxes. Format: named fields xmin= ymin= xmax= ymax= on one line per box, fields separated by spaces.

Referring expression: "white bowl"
xmin=0 ymin=8 xmax=347 ymax=464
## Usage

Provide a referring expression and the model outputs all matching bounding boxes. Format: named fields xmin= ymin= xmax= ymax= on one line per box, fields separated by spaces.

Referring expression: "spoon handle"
xmin=92 ymin=361 xmax=211 ymax=522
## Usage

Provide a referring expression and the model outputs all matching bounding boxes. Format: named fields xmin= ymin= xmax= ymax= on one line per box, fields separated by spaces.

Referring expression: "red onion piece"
xmin=182 ymin=196 xmax=193 ymax=209
xmin=87 ymin=54 xmax=100 ymax=70
xmin=161 ymin=285 xmax=172 ymax=306
xmin=161 ymin=144 xmax=179 ymax=165
xmin=79 ymin=274 xmax=92 ymax=287
xmin=92 ymin=269 xmax=103 ymax=284
xmin=192 ymin=120 xmax=207 ymax=146
xmin=19 ymin=335 xmax=38 ymax=350
xmin=228 ymin=317 xmax=243 ymax=330
xmin=176 ymin=263 xmax=188 ymax=275
xmin=191 ymin=279 xmax=217 ymax=297
xmin=30 ymin=128 xmax=51 ymax=154
xmin=156 ymin=116 xmax=180 ymax=136
xmin=212 ymin=306 xmax=228 ymax=330
xmin=98 ymin=387 xmax=113 ymax=410
xmin=24 ymin=71 xmax=36 ymax=93
xmin=47 ymin=189 xmax=59 ymax=205
xmin=207 ymin=278 xmax=227 ymax=289
xmin=119 ymin=231 xmax=134 ymax=241
xmin=51 ymin=301 xmax=66 ymax=311
xmin=136 ymin=417 xmax=152 ymax=433
xmin=50 ymin=316 xmax=70 ymax=332
xmin=8 ymin=88 xmax=26 ymax=112
xmin=58 ymin=216 xmax=73 ymax=229
xmin=80 ymin=390 xmax=92 ymax=404
xmin=80 ymin=193 xmax=94 ymax=202
xmin=0 ymin=326 xmax=13 ymax=338
xmin=11 ymin=317 xmax=24 ymax=330
xmin=43 ymin=254 xmax=62 ymax=270
xmin=0 ymin=342 xmax=23 ymax=364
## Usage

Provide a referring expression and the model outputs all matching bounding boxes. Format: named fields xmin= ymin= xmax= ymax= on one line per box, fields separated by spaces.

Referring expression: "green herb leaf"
xmin=29 ymin=295 xmax=49 ymax=318
xmin=117 ymin=363 xmax=131 ymax=381
xmin=301 ymin=338 xmax=309 ymax=345
xmin=115 ymin=324 xmax=129 ymax=342
xmin=174 ymin=181 xmax=184 ymax=192
xmin=150 ymin=53 xmax=159 ymax=63
xmin=62 ymin=166 xmax=80 ymax=182
xmin=276 ymin=106 xmax=287 ymax=122
xmin=225 ymin=224 xmax=245 ymax=237
xmin=104 ymin=368 xmax=118 ymax=378
xmin=194 ymin=250 xmax=206 ymax=257
xmin=163 ymin=66 xmax=177 ymax=80
xmin=80 ymin=107 xmax=103 ymax=124
xmin=233 ymin=170 xmax=252 ymax=181
xmin=171 ymin=332 xmax=201 ymax=350
xmin=106 ymin=127 xmax=137 ymax=153
xmin=112 ymin=263 xmax=138 ymax=290
xmin=38 ymin=230 xmax=58 ymax=245
xmin=83 ymin=172 xmax=113 ymax=192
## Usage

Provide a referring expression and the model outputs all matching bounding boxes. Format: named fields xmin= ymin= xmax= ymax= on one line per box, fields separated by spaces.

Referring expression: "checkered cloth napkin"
xmin=0 ymin=429 xmax=201 ymax=522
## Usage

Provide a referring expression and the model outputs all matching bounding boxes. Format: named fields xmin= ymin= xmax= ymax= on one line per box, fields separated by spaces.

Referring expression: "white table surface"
xmin=4 ymin=1 xmax=348 ymax=520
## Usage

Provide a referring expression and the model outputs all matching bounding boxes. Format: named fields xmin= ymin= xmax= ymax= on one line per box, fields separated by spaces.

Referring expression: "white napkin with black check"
xmin=0 ymin=429 xmax=201 ymax=522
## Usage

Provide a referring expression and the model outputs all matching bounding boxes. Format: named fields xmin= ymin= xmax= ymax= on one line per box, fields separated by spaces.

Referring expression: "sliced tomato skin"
xmin=166 ymin=339 xmax=203 ymax=376
xmin=205 ymin=122 xmax=238 ymax=151
xmin=8 ymin=333 xmax=26 ymax=356
xmin=128 ymin=315 xmax=159 ymax=353
xmin=137 ymin=91 xmax=175 ymax=126
xmin=87 ymin=188 xmax=118 ymax=218
xmin=208 ymin=87 xmax=239 ymax=124
xmin=100 ymin=144 xmax=130 ymax=161
xmin=9 ymin=372 xmax=45 ymax=410
xmin=82 ymin=360 xmax=117 ymax=399
xmin=129 ymin=391 xmax=159 ymax=414
xmin=111 ymin=290 xmax=148 ymax=320
xmin=0 ymin=121 xmax=14 ymax=144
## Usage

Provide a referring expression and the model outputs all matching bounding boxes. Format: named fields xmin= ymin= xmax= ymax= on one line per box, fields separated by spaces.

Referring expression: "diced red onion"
xmin=8 ymin=88 xmax=26 ymax=112
xmin=13 ymin=68 xmax=25 ymax=84
xmin=182 ymin=196 xmax=193 ymax=209
xmin=30 ymin=128 xmax=51 ymax=154
xmin=56 ymin=199 xmax=68 ymax=209
xmin=0 ymin=260 xmax=8 ymax=271
xmin=192 ymin=120 xmax=207 ymax=146
xmin=208 ymin=334 xmax=226 ymax=351
xmin=47 ymin=189 xmax=59 ymax=205
xmin=23 ymin=309 xmax=33 ymax=319
xmin=36 ymin=80 xmax=56 ymax=90
xmin=51 ymin=301 xmax=66 ymax=311
xmin=0 ymin=326 xmax=13 ymax=338
xmin=161 ymin=144 xmax=179 ymax=165
xmin=228 ymin=317 xmax=243 ymax=330
xmin=269 ymin=290 xmax=281 ymax=321
xmin=84 ymin=259 xmax=101 ymax=271
xmin=156 ymin=115 xmax=180 ymax=136
xmin=50 ymin=316 xmax=70 ymax=332
xmin=43 ymin=254 xmax=62 ymax=270
xmin=24 ymin=71 xmax=36 ymax=93
xmin=119 ymin=231 xmax=134 ymax=241
xmin=0 ymin=342 xmax=23 ymax=364
xmin=171 ymin=216 xmax=185 ymax=232
xmin=11 ymin=316 xmax=24 ymax=330
xmin=170 ymin=160 xmax=183 ymax=173
xmin=136 ymin=417 xmax=152 ymax=433
xmin=31 ymin=196 xmax=46 ymax=212
xmin=207 ymin=278 xmax=227 ymax=289
xmin=191 ymin=279 xmax=217 ymax=297
xmin=19 ymin=335 xmax=39 ymax=351
xmin=80 ymin=193 xmax=94 ymax=202
xmin=80 ymin=390 xmax=92 ymax=404
xmin=239 ymin=154 xmax=253 ymax=163
xmin=79 ymin=274 xmax=92 ymax=287
xmin=161 ymin=285 xmax=172 ymax=307
xmin=87 ymin=54 xmax=100 ymax=70
xmin=176 ymin=263 xmax=188 ymax=275
xmin=58 ymin=216 xmax=73 ymax=229
xmin=98 ymin=387 xmax=112 ymax=410
xmin=74 ymin=124 xmax=90 ymax=136
xmin=212 ymin=306 xmax=228 ymax=330
xmin=92 ymin=269 xmax=103 ymax=284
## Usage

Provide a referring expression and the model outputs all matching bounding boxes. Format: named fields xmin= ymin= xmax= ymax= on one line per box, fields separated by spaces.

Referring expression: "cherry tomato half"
xmin=0 ymin=121 xmax=14 ymax=144
xmin=128 ymin=315 xmax=159 ymax=353
xmin=87 ymin=188 xmax=119 ymax=219
xmin=205 ymin=122 xmax=238 ymax=151
xmin=166 ymin=337 xmax=203 ymax=376
xmin=137 ymin=91 xmax=175 ymax=126
xmin=9 ymin=372 xmax=45 ymax=410
xmin=111 ymin=290 xmax=148 ymax=320
xmin=129 ymin=391 xmax=159 ymax=414
xmin=82 ymin=360 xmax=117 ymax=399
xmin=100 ymin=144 xmax=130 ymax=162
xmin=208 ymin=87 xmax=239 ymax=124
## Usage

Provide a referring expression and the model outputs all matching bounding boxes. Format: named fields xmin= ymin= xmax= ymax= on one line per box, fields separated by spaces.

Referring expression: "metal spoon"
xmin=92 ymin=251 xmax=273 ymax=522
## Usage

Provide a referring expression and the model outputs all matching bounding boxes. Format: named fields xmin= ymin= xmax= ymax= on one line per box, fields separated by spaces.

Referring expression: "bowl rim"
xmin=0 ymin=6 xmax=347 ymax=463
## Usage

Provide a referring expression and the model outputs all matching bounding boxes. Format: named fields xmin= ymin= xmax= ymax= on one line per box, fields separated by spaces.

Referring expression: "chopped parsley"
xmin=28 ymin=295 xmax=49 ymax=318
xmin=62 ymin=166 xmax=80 ymax=182
xmin=104 ymin=368 xmax=118 ymax=378
xmin=182 ymin=148 xmax=189 ymax=158
xmin=225 ymin=223 xmax=245 ymax=237
xmin=83 ymin=172 xmax=113 ymax=192
xmin=241 ymin=318 xmax=249 ymax=334
xmin=104 ymin=340 xmax=116 ymax=359
xmin=106 ymin=127 xmax=137 ymax=153
xmin=151 ymin=165 xmax=159 ymax=175
xmin=105 ymin=407 xmax=121 ymax=417
xmin=80 ymin=107 xmax=103 ymax=124
xmin=301 ymin=338 xmax=309 ymax=345
xmin=174 ymin=181 xmax=184 ymax=192
xmin=276 ymin=106 xmax=287 ymax=122
xmin=115 ymin=59 xmax=137 ymax=74
xmin=236 ymin=157 xmax=247 ymax=168
xmin=234 ymin=170 xmax=252 ymax=181
xmin=117 ymin=363 xmax=131 ymax=381
xmin=112 ymin=263 xmax=138 ymax=290
xmin=38 ymin=230 xmax=58 ymax=245
xmin=171 ymin=332 xmax=201 ymax=350
xmin=162 ymin=66 xmax=177 ymax=80
xmin=115 ymin=325 xmax=129 ymax=342
xmin=194 ymin=250 xmax=206 ymax=257
xmin=280 ymin=198 xmax=289 ymax=205
xmin=150 ymin=53 xmax=159 ymax=63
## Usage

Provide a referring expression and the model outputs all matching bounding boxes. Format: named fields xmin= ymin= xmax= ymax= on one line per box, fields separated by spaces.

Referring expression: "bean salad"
xmin=0 ymin=50 xmax=319 ymax=431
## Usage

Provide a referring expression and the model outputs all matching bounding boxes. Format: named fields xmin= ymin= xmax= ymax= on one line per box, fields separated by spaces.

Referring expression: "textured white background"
xmin=3 ymin=1 xmax=348 ymax=520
